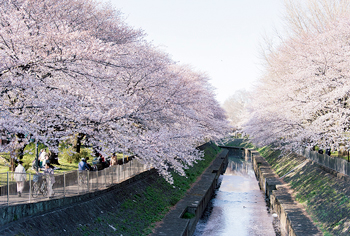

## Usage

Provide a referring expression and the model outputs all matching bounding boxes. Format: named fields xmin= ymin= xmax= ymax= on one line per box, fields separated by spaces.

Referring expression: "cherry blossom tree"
xmin=0 ymin=0 xmax=230 ymax=182
xmin=243 ymin=0 xmax=350 ymax=152
xmin=222 ymin=89 xmax=250 ymax=130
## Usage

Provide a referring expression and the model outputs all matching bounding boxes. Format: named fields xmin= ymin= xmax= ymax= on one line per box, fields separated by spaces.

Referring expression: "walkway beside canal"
xmin=0 ymin=159 xmax=147 ymax=227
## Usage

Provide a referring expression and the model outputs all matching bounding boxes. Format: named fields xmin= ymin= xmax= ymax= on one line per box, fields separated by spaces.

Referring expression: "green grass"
xmin=2 ymin=141 xmax=221 ymax=235
xmin=0 ymin=142 xmax=131 ymax=175
xmin=75 ymin=142 xmax=221 ymax=236
xmin=225 ymin=138 xmax=255 ymax=149
xmin=248 ymin=142 xmax=350 ymax=236
xmin=182 ymin=212 xmax=195 ymax=219
xmin=0 ymin=142 xmax=84 ymax=174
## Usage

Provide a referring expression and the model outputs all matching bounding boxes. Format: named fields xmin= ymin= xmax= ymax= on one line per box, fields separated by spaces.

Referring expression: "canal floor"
xmin=193 ymin=153 xmax=277 ymax=236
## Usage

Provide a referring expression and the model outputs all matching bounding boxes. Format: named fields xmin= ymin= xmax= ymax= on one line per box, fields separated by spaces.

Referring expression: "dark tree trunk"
xmin=72 ymin=133 xmax=85 ymax=153
xmin=48 ymin=139 xmax=61 ymax=165
xmin=15 ymin=133 xmax=26 ymax=160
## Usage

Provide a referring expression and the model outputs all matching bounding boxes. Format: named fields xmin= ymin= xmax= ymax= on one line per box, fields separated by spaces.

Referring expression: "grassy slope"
xmin=228 ymin=138 xmax=350 ymax=236
xmin=74 ymin=142 xmax=221 ymax=236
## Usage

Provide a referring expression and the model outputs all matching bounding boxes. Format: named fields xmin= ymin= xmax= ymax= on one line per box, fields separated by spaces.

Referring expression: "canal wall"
xmin=151 ymin=149 xmax=229 ymax=236
xmin=262 ymin=148 xmax=350 ymax=235
xmin=250 ymin=149 xmax=322 ymax=236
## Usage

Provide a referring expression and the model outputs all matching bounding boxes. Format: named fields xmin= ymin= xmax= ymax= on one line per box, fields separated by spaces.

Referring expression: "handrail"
xmin=300 ymin=147 xmax=350 ymax=177
xmin=0 ymin=158 xmax=150 ymax=206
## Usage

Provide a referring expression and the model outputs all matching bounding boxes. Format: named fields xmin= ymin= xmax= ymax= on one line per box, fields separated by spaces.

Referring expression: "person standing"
xmin=14 ymin=161 xmax=26 ymax=197
xmin=110 ymin=153 xmax=117 ymax=166
xmin=39 ymin=149 xmax=46 ymax=168
xmin=44 ymin=161 xmax=55 ymax=198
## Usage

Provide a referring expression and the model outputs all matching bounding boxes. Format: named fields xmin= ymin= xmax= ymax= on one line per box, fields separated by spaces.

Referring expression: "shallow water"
xmin=193 ymin=152 xmax=277 ymax=236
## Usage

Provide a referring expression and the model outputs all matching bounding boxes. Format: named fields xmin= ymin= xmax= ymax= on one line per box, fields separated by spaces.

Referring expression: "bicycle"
xmin=31 ymin=174 xmax=48 ymax=198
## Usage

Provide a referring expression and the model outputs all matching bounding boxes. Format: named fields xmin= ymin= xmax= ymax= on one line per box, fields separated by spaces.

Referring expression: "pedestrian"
xmin=85 ymin=157 xmax=92 ymax=170
xmin=44 ymin=161 xmax=55 ymax=198
xmin=45 ymin=154 xmax=49 ymax=164
xmin=78 ymin=158 xmax=90 ymax=171
xmin=110 ymin=153 xmax=117 ymax=166
xmin=39 ymin=149 xmax=46 ymax=168
xmin=14 ymin=161 xmax=26 ymax=197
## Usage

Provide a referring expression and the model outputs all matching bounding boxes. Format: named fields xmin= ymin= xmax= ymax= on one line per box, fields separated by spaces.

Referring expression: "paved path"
xmin=0 ymin=163 xmax=146 ymax=207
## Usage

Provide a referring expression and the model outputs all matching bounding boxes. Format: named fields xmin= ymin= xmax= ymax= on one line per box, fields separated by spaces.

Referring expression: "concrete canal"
xmin=193 ymin=149 xmax=279 ymax=236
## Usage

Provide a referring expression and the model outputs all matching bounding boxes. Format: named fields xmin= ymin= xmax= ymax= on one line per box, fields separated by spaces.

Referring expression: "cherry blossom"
xmin=0 ymin=0 xmax=230 ymax=182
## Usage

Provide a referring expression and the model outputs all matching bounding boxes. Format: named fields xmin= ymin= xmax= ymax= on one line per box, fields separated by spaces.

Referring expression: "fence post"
xmin=64 ymin=172 xmax=66 ymax=197
xmin=77 ymin=170 xmax=80 ymax=194
xmin=104 ymin=169 xmax=106 ymax=187
xmin=29 ymin=173 xmax=31 ymax=203
xmin=111 ymin=167 xmax=114 ymax=185
xmin=7 ymin=172 xmax=9 ymax=205
xmin=129 ymin=161 xmax=132 ymax=177
xmin=87 ymin=170 xmax=90 ymax=192
xmin=123 ymin=164 xmax=125 ymax=181
xmin=118 ymin=165 xmax=120 ymax=183
xmin=96 ymin=170 xmax=100 ymax=189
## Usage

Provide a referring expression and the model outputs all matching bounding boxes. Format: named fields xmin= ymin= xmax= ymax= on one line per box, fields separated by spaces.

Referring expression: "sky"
xmin=106 ymin=0 xmax=286 ymax=104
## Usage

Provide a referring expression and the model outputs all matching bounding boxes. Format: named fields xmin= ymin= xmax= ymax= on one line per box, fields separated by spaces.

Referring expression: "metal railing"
xmin=0 ymin=159 xmax=149 ymax=206
xmin=300 ymin=147 xmax=350 ymax=176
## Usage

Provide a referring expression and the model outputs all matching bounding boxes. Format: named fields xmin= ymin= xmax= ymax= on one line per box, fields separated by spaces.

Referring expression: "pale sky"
xmin=106 ymin=0 xmax=285 ymax=104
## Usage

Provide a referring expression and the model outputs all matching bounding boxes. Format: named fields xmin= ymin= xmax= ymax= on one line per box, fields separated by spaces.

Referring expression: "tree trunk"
xmin=14 ymin=133 xmax=26 ymax=160
xmin=48 ymin=140 xmax=61 ymax=165
xmin=72 ymin=133 xmax=85 ymax=153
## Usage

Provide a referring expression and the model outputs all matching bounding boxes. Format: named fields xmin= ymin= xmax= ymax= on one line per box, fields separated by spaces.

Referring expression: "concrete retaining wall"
xmin=250 ymin=150 xmax=322 ymax=236
xmin=300 ymin=147 xmax=350 ymax=177
xmin=0 ymin=168 xmax=154 ymax=227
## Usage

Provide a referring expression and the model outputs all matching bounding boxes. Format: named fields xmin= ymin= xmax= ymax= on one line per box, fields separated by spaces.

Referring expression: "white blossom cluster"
xmin=0 ymin=0 xmax=230 ymax=183
xmin=242 ymin=0 xmax=350 ymax=152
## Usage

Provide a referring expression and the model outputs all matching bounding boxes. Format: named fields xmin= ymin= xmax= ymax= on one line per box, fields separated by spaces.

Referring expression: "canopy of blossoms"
xmin=243 ymin=1 xmax=350 ymax=153
xmin=0 ymin=0 xmax=230 ymax=183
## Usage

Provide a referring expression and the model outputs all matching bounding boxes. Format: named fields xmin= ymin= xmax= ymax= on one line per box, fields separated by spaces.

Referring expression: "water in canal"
xmin=193 ymin=150 xmax=279 ymax=236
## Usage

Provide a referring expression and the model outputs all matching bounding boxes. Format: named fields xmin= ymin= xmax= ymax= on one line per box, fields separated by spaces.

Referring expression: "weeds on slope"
xmin=75 ymin=143 xmax=221 ymax=236
xmin=226 ymin=138 xmax=350 ymax=235
xmin=259 ymin=146 xmax=350 ymax=236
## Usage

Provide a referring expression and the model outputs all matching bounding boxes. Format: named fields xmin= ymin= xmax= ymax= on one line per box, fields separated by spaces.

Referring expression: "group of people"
xmin=78 ymin=153 xmax=118 ymax=172
xmin=14 ymin=149 xmax=56 ymax=198
xmin=312 ymin=146 xmax=332 ymax=156
xmin=14 ymin=150 xmax=120 ymax=198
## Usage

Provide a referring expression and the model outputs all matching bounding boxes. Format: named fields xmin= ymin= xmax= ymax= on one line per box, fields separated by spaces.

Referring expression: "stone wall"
xmin=250 ymin=149 xmax=322 ymax=236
